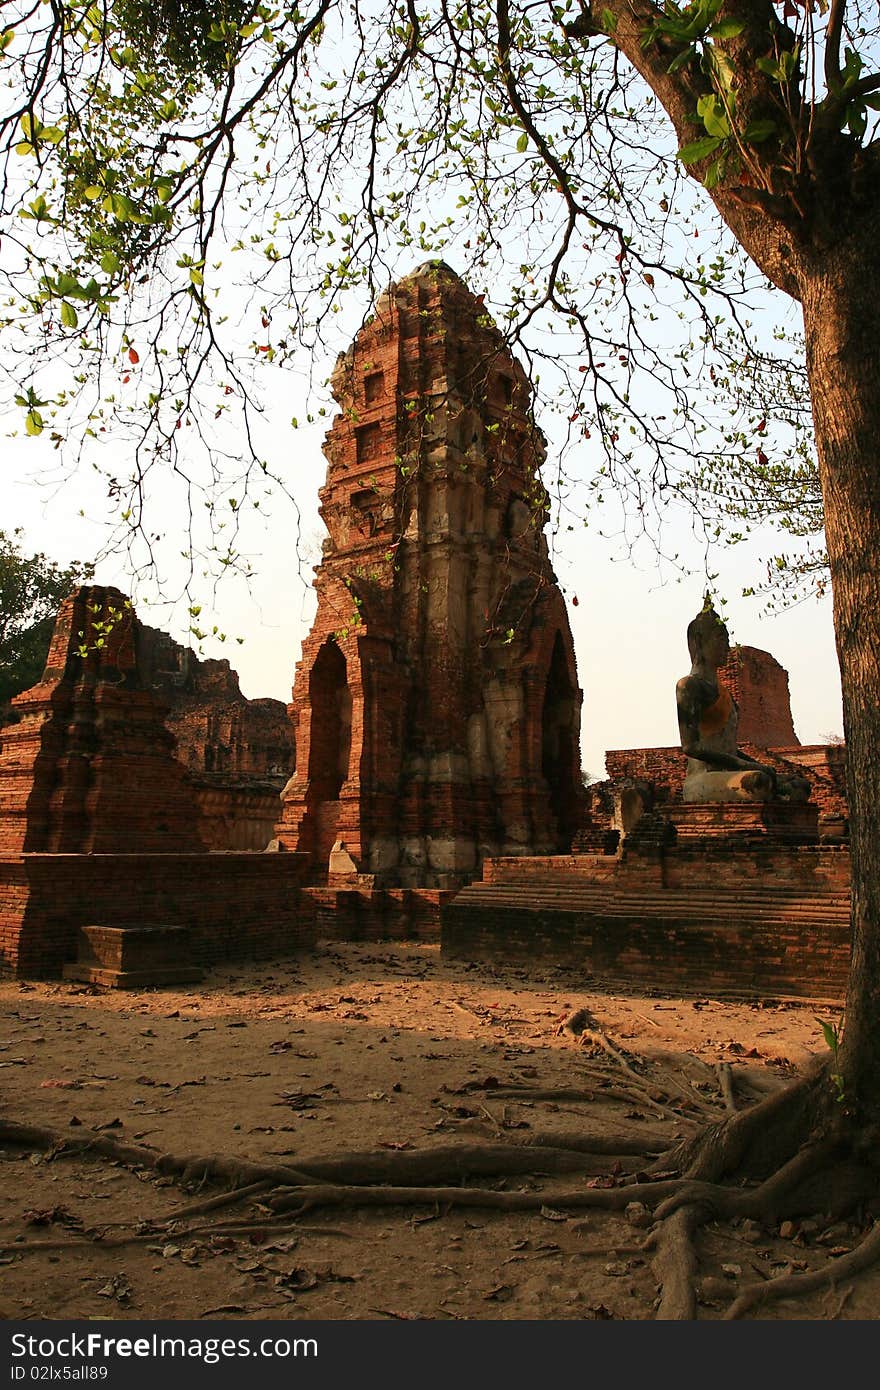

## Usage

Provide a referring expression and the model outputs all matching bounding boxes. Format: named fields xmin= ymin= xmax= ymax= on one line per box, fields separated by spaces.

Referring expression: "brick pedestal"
xmin=666 ymin=799 xmax=819 ymax=843
xmin=63 ymin=924 xmax=203 ymax=989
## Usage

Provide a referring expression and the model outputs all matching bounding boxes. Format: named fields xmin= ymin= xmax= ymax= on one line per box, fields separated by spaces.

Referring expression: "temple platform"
xmin=441 ymin=802 xmax=851 ymax=1001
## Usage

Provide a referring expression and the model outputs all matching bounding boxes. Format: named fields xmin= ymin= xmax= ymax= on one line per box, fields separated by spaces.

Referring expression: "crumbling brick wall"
xmin=138 ymin=626 xmax=294 ymax=780
xmin=0 ymin=587 xmax=205 ymax=854
xmin=720 ymin=645 xmax=799 ymax=746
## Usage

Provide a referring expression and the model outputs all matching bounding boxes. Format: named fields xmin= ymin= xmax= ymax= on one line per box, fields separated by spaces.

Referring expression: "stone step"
xmin=464 ymin=881 xmax=848 ymax=903
xmin=452 ymin=887 xmax=850 ymax=923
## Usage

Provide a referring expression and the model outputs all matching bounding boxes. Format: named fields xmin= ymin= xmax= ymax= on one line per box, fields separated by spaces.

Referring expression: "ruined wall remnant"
xmin=720 ymin=645 xmax=800 ymax=747
xmin=0 ymin=587 xmax=205 ymax=854
xmin=138 ymin=626 xmax=295 ymax=780
xmin=276 ymin=262 xmax=583 ymax=887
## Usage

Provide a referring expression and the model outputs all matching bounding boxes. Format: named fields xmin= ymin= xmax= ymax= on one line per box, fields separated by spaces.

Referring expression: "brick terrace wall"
xmin=444 ymin=842 xmax=851 ymax=1000
xmin=766 ymin=744 xmax=848 ymax=821
xmin=0 ymin=852 xmax=314 ymax=978
xmin=604 ymin=747 xmax=686 ymax=804
xmin=442 ymin=901 xmax=849 ymax=1000
xmin=303 ymin=887 xmax=449 ymax=942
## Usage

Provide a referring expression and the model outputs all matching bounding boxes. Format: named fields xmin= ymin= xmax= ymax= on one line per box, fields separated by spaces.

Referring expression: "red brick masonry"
xmin=277 ymin=262 xmax=582 ymax=888
xmin=0 ymin=852 xmax=314 ymax=978
xmin=443 ymin=817 xmax=851 ymax=1001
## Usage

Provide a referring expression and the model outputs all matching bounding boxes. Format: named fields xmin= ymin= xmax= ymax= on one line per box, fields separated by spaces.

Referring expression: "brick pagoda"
xmin=0 ymin=587 xmax=314 ymax=976
xmin=276 ymin=262 xmax=582 ymax=887
xmin=0 ymin=586 xmax=204 ymax=854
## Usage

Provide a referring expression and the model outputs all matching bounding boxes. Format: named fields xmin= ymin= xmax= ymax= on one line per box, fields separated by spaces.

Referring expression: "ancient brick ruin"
xmin=0 ymin=265 xmax=853 ymax=998
xmin=591 ymin=644 xmax=848 ymax=837
xmin=445 ymin=636 xmax=852 ymax=999
xmin=276 ymin=262 xmax=582 ymax=888
xmin=0 ymin=588 xmax=205 ymax=855
xmin=138 ymin=628 xmax=295 ymax=850
xmin=138 ymin=627 xmax=293 ymax=780
xmin=0 ymin=587 xmax=312 ymax=977
xmin=721 ymin=644 xmax=798 ymax=746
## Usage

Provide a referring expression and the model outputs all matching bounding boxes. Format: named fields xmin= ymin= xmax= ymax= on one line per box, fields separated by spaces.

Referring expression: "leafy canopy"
xmin=1 ymin=0 xmax=877 ymax=599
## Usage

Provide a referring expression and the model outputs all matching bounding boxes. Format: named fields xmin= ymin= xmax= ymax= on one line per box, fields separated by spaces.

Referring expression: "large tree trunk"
xmin=801 ymin=220 xmax=880 ymax=1117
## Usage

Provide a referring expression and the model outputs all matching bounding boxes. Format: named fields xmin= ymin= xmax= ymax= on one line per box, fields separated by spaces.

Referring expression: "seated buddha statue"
xmin=676 ymin=604 xmax=809 ymax=804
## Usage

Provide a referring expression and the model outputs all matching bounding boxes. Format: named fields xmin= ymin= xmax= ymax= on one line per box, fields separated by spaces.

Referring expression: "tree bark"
xmin=578 ymin=2 xmax=880 ymax=1124
xmin=799 ymin=214 xmax=880 ymax=1116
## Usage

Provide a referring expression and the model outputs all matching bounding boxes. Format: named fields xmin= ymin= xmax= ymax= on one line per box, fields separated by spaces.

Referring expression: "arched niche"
xmin=541 ymin=631 xmax=578 ymax=848
xmin=307 ymin=641 xmax=352 ymax=798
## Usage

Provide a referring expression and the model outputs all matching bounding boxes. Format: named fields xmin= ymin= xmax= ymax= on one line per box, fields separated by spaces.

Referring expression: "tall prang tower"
xmin=276 ymin=262 xmax=582 ymax=887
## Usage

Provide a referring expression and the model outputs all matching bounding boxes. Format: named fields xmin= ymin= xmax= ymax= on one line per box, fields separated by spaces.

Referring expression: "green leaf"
xmin=817 ymin=1018 xmax=839 ymax=1055
xmin=100 ymin=251 xmax=120 ymax=276
xmin=667 ymin=44 xmax=697 ymax=75
xmin=105 ymin=192 xmax=137 ymax=222
xmin=755 ymin=55 xmax=783 ymax=81
xmin=697 ymin=94 xmax=731 ymax=138
xmin=83 ymin=185 xmax=102 ymax=200
xmin=55 ymin=272 xmax=83 ymax=297
xmin=743 ymin=118 xmax=777 ymax=143
xmin=189 ymin=267 xmax=204 ymax=286
xmin=516 ymin=131 xmax=529 ymax=153
xmin=678 ymin=135 xmax=723 ymax=165
xmin=707 ymin=18 xmax=744 ymax=38
xmin=25 ymin=410 xmax=44 ymax=436
xmin=703 ymin=154 xmax=726 ymax=189
xmin=847 ymin=102 xmax=868 ymax=138
xmin=60 ymin=301 xmax=79 ymax=329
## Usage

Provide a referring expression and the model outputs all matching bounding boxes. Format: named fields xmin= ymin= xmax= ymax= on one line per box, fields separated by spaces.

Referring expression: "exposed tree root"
xmin=650 ymin=1205 xmax=701 ymax=1320
xmin=716 ymin=1063 xmax=737 ymax=1114
xmin=0 ymin=1121 xmax=318 ymax=1190
xmin=659 ymin=1066 xmax=824 ymax=1183
xmin=163 ymin=1181 xmax=275 ymax=1222
xmin=654 ymin=1138 xmax=839 ymax=1224
xmin=725 ymin=1220 xmax=880 ymax=1319
xmin=265 ymin=1178 xmax=686 ymax=1218
xmin=0 ymin=1119 xmax=674 ymax=1190
xmin=556 ymin=1007 xmax=649 ymax=1084
xmin=486 ymin=1084 xmax=700 ymax=1126
xmin=5 ymin=1061 xmax=878 ymax=1321
xmin=525 ymin=1129 xmax=668 ymax=1157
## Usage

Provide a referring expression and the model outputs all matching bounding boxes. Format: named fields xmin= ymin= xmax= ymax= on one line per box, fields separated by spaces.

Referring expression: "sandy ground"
xmin=0 ymin=942 xmax=872 ymax=1322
